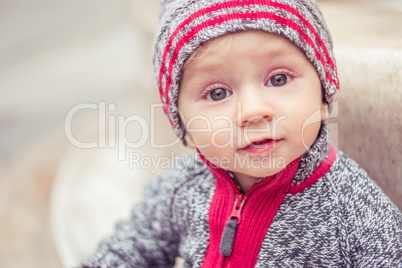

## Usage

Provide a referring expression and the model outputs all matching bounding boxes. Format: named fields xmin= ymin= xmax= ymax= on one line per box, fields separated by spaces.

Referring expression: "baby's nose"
xmin=237 ymin=87 xmax=275 ymax=127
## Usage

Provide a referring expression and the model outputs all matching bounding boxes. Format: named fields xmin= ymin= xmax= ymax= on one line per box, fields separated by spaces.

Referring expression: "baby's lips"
xmin=249 ymin=138 xmax=274 ymax=147
xmin=241 ymin=138 xmax=282 ymax=152
xmin=242 ymin=138 xmax=277 ymax=149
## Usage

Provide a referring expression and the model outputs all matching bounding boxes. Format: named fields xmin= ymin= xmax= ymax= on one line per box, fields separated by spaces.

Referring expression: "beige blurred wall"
xmin=0 ymin=1 xmax=160 ymax=267
xmin=0 ymin=0 xmax=159 ymax=167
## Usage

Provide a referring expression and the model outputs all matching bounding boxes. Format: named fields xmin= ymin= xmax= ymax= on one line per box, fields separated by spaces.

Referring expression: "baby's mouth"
xmin=241 ymin=138 xmax=280 ymax=154
xmin=249 ymin=139 xmax=273 ymax=147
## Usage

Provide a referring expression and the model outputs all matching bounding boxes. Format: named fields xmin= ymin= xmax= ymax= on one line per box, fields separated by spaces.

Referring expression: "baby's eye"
xmin=266 ymin=74 xmax=290 ymax=87
xmin=206 ymin=88 xmax=232 ymax=101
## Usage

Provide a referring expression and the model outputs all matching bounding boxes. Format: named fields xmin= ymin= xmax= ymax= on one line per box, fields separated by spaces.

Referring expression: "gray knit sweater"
xmin=81 ymin=126 xmax=402 ymax=267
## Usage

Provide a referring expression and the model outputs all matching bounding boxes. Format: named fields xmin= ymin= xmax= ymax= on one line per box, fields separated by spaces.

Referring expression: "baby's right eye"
xmin=206 ymin=88 xmax=232 ymax=101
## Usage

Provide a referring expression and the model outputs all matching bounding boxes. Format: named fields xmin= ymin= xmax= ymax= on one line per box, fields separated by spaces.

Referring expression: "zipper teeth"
xmin=216 ymin=165 xmax=272 ymax=197
xmin=197 ymin=149 xmax=241 ymax=195
xmin=246 ymin=175 xmax=273 ymax=196
xmin=216 ymin=167 xmax=241 ymax=194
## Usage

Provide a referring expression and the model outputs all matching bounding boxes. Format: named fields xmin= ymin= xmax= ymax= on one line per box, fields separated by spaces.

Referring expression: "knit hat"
xmin=153 ymin=0 xmax=339 ymax=141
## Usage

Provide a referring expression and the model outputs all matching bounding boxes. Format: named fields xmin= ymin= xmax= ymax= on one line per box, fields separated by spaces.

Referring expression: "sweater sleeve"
xmin=335 ymin=154 xmax=402 ymax=267
xmin=79 ymin=171 xmax=182 ymax=268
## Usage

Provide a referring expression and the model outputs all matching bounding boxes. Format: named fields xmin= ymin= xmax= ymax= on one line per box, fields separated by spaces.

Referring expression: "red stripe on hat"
xmin=163 ymin=11 xmax=336 ymax=116
xmin=158 ymin=1 xmax=337 ymax=120
xmin=268 ymin=1 xmax=337 ymax=71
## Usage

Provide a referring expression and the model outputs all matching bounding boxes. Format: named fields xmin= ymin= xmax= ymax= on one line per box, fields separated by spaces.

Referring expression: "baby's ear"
xmin=320 ymin=102 xmax=329 ymax=121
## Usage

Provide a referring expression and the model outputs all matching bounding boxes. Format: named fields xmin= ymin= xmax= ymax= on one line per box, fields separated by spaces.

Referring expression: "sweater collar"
xmin=292 ymin=122 xmax=331 ymax=185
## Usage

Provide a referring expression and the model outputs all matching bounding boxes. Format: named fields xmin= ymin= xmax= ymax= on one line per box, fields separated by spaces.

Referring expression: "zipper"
xmin=198 ymin=149 xmax=304 ymax=267
xmin=217 ymin=168 xmax=272 ymax=258
xmin=229 ymin=194 xmax=247 ymax=224
xmin=197 ymin=149 xmax=288 ymax=264
xmin=220 ymin=193 xmax=247 ymax=256
xmin=217 ymin=167 xmax=248 ymax=257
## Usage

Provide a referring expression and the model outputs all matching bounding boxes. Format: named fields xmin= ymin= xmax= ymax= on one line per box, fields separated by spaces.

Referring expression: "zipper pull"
xmin=220 ymin=194 xmax=247 ymax=256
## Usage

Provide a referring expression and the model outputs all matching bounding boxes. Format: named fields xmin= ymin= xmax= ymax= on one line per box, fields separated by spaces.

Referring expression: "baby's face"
xmin=178 ymin=30 xmax=326 ymax=181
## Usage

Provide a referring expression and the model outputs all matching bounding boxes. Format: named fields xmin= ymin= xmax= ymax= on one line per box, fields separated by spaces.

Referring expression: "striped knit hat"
xmin=153 ymin=0 xmax=339 ymax=141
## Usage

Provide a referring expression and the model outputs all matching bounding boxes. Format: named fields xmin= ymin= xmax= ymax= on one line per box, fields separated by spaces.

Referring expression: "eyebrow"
xmin=187 ymin=45 xmax=302 ymax=73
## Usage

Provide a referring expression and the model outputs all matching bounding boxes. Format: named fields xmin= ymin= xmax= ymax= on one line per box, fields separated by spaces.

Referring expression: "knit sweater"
xmin=81 ymin=125 xmax=402 ymax=267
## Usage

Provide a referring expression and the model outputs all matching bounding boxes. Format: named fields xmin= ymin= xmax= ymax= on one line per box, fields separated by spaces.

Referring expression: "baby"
xmin=81 ymin=0 xmax=402 ymax=267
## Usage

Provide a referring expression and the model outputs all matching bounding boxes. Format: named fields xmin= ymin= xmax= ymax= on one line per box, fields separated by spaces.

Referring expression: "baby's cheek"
xmin=298 ymin=114 xmax=322 ymax=150
xmin=210 ymin=118 xmax=238 ymax=148
xmin=210 ymin=130 xmax=234 ymax=148
xmin=190 ymin=132 xmax=212 ymax=149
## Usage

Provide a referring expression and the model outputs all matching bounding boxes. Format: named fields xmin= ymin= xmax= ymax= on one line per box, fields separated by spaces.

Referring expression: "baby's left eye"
xmin=266 ymin=74 xmax=291 ymax=87
xmin=206 ymin=88 xmax=232 ymax=101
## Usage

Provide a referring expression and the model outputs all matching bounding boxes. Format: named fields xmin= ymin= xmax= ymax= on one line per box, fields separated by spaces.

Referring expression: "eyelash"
xmin=265 ymin=69 xmax=294 ymax=87
xmin=201 ymin=69 xmax=294 ymax=101
xmin=202 ymin=84 xmax=232 ymax=101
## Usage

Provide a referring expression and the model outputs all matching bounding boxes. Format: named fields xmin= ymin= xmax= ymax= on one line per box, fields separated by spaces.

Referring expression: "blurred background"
xmin=0 ymin=0 xmax=401 ymax=267
xmin=0 ymin=0 xmax=167 ymax=266
xmin=0 ymin=0 xmax=157 ymax=166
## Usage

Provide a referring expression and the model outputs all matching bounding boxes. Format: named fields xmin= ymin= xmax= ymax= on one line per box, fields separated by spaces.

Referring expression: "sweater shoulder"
xmin=329 ymin=150 xmax=380 ymax=191
xmin=143 ymin=151 xmax=212 ymax=199
xmin=325 ymin=152 xmax=402 ymax=266
xmin=327 ymin=150 xmax=395 ymax=207
xmin=325 ymin=150 xmax=401 ymax=236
